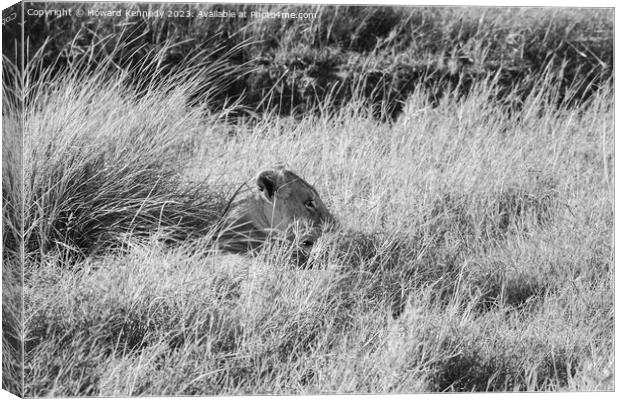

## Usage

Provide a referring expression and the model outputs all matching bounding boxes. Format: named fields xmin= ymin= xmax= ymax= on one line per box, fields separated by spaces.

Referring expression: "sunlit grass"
xmin=14 ymin=47 xmax=613 ymax=395
xmin=1 ymin=6 xmax=613 ymax=393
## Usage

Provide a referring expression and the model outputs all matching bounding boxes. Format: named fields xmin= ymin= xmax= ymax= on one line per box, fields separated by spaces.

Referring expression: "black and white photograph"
xmin=1 ymin=0 xmax=615 ymax=396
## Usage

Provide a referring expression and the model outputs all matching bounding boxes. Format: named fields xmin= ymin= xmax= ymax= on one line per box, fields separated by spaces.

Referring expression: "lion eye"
xmin=305 ymin=199 xmax=316 ymax=210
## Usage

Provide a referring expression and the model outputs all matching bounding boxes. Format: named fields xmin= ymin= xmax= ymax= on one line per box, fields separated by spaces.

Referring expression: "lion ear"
xmin=256 ymin=169 xmax=279 ymax=202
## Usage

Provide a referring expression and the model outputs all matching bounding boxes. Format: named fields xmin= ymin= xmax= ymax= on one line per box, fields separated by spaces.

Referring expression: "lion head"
xmin=216 ymin=166 xmax=335 ymax=254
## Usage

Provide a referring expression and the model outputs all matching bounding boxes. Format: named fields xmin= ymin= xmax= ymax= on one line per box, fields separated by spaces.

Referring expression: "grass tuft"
xmin=19 ymin=48 xmax=238 ymax=261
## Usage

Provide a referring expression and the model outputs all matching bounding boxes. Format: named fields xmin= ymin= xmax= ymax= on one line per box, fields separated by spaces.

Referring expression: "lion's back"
xmin=215 ymin=194 xmax=270 ymax=253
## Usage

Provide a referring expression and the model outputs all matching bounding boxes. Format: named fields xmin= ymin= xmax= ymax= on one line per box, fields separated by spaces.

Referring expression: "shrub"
xmin=18 ymin=48 xmax=239 ymax=261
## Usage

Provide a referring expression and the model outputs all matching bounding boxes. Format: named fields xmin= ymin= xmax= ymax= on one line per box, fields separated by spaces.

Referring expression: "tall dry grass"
xmin=16 ymin=41 xmax=261 ymax=261
xmin=2 ymin=52 xmax=24 ymax=396
xmin=16 ymin=42 xmax=613 ymax=395
xmin=9 ymin=4 xmax=611 ymax=118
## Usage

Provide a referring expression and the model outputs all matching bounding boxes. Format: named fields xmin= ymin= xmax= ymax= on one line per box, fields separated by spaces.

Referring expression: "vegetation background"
xmin=1 ymin=1 xmax=614 ymax=396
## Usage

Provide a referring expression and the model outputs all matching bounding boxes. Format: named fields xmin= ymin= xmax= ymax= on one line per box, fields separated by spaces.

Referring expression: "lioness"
xmin=214 ymin=165 xmax=335 ymax=254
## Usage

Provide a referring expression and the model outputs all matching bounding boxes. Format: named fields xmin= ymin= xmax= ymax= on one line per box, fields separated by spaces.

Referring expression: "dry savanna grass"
xmin=2 ymin=26 xmax=614 ymax=395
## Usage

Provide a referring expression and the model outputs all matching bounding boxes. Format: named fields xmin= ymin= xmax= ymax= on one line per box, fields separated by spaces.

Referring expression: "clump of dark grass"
xmin=2 ymin=56 xmax=23 ymax=259
xmin=430 ymin=335 xmax=579 ymax=391
xmin=467 ymin=259 xmax=546 ymax=313
xmin=18 ymin=41 xmax=253 ymax=262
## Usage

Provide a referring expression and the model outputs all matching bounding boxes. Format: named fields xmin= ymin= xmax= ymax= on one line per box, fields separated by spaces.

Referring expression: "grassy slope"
xmin=21 ymin=68 xmax=613 ymax=394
